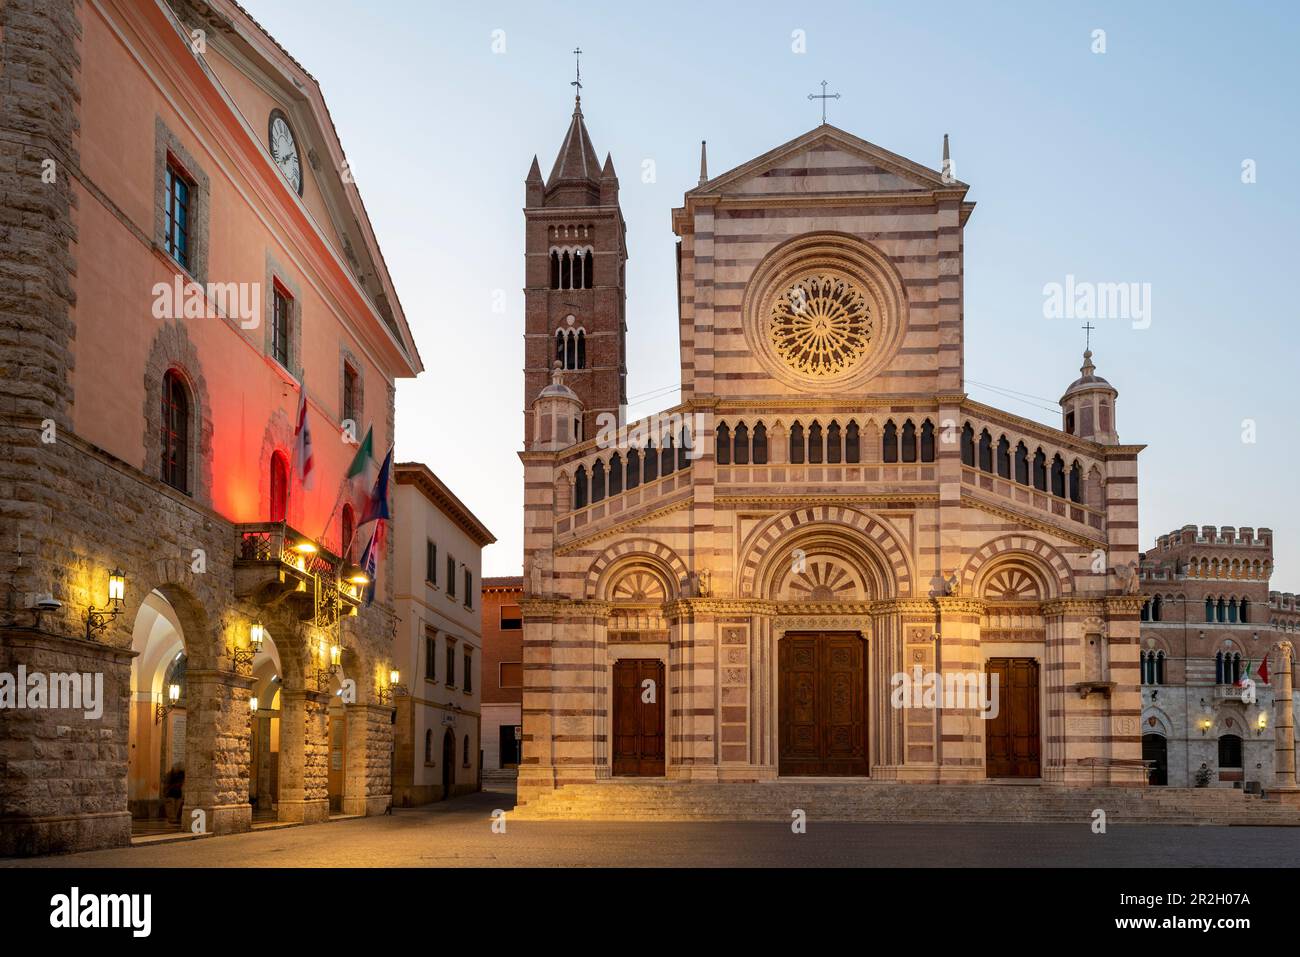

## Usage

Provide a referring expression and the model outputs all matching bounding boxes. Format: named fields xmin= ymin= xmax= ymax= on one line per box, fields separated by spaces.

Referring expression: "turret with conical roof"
xmin=1060 ymin=349 xmax=1119 ymax=444
xmin=522 ymin=76 xmax=628 ymax=444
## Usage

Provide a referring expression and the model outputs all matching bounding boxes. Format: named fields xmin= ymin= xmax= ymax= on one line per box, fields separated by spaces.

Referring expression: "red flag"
xmin=1259 ymin=654 xmax=1270 ymax=684
xmin=293 ymin=382 xmax=315 ymax=491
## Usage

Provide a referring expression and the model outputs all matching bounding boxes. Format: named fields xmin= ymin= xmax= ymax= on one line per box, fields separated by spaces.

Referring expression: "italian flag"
xmin=292 ymin=380 xmax=315 ymax=491
xmin=1237 ymin=660 xmax=1253 ymax=687
xmin=346 ymin=425 xmax=376 ymax=515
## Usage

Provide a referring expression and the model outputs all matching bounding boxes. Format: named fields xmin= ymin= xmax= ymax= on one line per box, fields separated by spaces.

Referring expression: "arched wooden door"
xmin=442 ymin=729 xmax=456 ymax=799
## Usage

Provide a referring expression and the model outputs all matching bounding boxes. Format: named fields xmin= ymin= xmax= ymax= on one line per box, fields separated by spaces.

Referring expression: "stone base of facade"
xmin=342 ymin=793 xmax=391 ymax=816
xmin=1267 ymin=787 xmax=1300 ymax=806
xmin=0 ymin=810 xmax=132 ymax=858
xmin=203 ymin=802 xmax=252 ymax=835
xmin=277 ymin=798 xmax=330 ymax=824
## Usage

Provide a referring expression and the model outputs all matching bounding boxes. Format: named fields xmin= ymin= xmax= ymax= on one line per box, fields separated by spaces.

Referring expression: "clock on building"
xmin=268 ymin=109 xmax=303 ymax=195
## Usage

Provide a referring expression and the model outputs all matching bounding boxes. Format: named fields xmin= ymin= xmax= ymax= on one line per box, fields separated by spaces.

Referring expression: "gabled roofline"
xmin=395 ymin=462 xmax=497 ymax=547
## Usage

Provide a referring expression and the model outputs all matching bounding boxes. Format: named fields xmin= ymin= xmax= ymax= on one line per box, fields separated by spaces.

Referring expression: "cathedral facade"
xmin=517 ymin=95 xmax=1149 ymax=803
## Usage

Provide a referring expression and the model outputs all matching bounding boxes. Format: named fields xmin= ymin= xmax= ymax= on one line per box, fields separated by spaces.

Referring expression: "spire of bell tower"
xmin=699 ymin=140 xmax=709 ymax=186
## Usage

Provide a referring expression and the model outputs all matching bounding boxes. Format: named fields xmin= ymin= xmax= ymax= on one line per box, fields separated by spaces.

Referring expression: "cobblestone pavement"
xmin=5 ymin=786 xmax=1299 ymax=867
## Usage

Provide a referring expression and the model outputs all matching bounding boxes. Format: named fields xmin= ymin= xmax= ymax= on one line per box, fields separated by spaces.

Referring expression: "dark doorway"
xmin=985 ymin=657 xmax=1041 ymax=778
xmin=612 ymin=659 xmax=665 ymax=776
xmin=778 ymin=632 xmax=869 ymax=776
xmin=498 ymin=724 xmax=520 ymax=767
xmin=442 ymin=729 xmax=455 ymax=799
xmin=1142 ymin=733 xmax=1168 ymax=786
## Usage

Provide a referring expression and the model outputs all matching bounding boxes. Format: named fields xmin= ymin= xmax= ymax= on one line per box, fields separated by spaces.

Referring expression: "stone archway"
xmin=128 ymin=590 xmax=190 ymax=833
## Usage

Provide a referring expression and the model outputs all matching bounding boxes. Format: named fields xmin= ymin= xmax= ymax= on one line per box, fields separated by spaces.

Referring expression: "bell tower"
xmin=523 ymin=72 xmax=627 ymax=444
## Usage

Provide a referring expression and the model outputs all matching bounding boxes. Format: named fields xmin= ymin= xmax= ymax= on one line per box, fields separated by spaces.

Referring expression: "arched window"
xmin=341 ymin=504 xmax=355 ymax=563
xmin=161 ymin=369 xmax=191 ymax=493
xmin=753 ymin=422 xmax=768 ymax=464
xmin=1014 ymin=442 xmax=1029 ymax=485
xmin=1206 ymin=598 xmax=1215 ymax=623
xmin=574 ymin=465 xmax=588 ymax=509
xmin=789 ymin=422 xmax=805 ymax=464
xmin=561 ymin=250 xmax=572 ymax=290
xmin=1217 ymin=598 xmax=1226 ymax=623
xmin=573 ymin=250 xmax=585 ymax=290
xmin=882 ymin=420 xmax=898 ymax=464
xmin=591 ymin=459 xmax=606 ymax=503
xmin=1228 ymin=598 xmax=1238 ymax=624
xmin=1140 ymin=651 xmax=1149 ymax=683
xmin=733 ymin=423 xmax=749 ymax=465
xmin=608 ymin=453 xmax=623 ymax=496
xmin=716 ymin=423 xmax=731 ymax=466
xmin=959 ymin=423 xmax=975 ymax=467
xmin=565 ymin=330 xmax=577 ymax=371
xmin=677 ymin=429 xmax=689 ymax=470
xmin=661 ymin=435 xmax=675 ymax=475
xmin=996 ymin=436 xmax=1011 ymax=478
xmin=425 ymin=729 xmax=433 ymax=764
xmin=901 ymin=420 xmax=917 ymax=463
xmin=1240 ymin=598 xmax=1249 ymax=623
xmin=643 ymin=440 xmax=658 ymax=481
xmin=1155 ymin=651 xmax=1165 ymax=684
xmin=1218 ymin=734 xmax=1242 ymax=769
xmin=1230 ymin=653 xmax=1242 ymax=684
xmin=550 ymin=251 xmax=560 ymax=289
xmin=1032 ymin=448 xmax=1047 ymax=491
xmin=555 ymin=330 xmax=565 ymax=366
xmin=920 ymin=419 xmax=936 ymax=463
xmin=1141 ymin=600 xmax=1150 ymax=622
xmin=584 ymin=249 xmax=594 ymax=288
xmin=463 ymin=734 xmax=470 ymax=766
xmin=1050 ymin=454 xmax=1065 ymax=498
xmin=1068 ymin=460 xmax=1082 ymax=503
xmin=626 ymin=448 xmax=641 ymax=490
xmin=807 ymin=421 xmax=823 ymax=464
xmin=1152 ymin=594 xmax=1162 ymax=621
xmin=826 ymin=421 xmax=841 ymax=464
xmin=845 ymin=422 xmax=860 ymax=463
xmin=977 ymin=429 xmax=992 ymax=472
xmin=576 ymin=331 xmax=586 ymax=369
xmin=1215 ymin=651 xmax=1224 ymax=684
xmin=270 ymin=450 xmax=289 ymax=522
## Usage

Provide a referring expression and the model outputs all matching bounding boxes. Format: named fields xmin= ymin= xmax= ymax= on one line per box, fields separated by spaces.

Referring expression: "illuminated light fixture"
xmin=250 ymin=621 xmax=266 ymax=653
xmin=155 ymin=682 xmax=182 ymax=724
xmin=390 ymin=667 xmax=401 ymax=686
xmin=330 ymin=644 xmax=342 ymax=668
xmin=250 ymin=695 xmax=260 ymax=714
xmin=347 ymin=566 xmax=370 ymax=586
xmin=293 ymin=540 xmax=318 ymax=555
xmin=1198 ymin=716 xmax=1213 ymax=736
xmin=229 ymin=620 xmax=265 ymax=670
xmin=84 ymin=567 xmax=128 ymax=640
xmin=1257 ymin=712 xmax=1269 ymax=735
xmin=377 ymin=666 xmax=407 ymax=705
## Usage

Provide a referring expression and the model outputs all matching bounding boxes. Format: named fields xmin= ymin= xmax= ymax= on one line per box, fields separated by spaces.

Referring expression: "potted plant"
xmin=1194 ymin=763 xmax=1211 ymax=788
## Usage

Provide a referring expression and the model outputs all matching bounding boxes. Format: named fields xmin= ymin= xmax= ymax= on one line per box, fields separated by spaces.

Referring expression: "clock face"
xmin=268 ymin=111 xmax=303 ymax=195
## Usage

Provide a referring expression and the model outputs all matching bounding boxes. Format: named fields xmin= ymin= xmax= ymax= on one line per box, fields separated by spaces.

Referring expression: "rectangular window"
xmin=499 ymin=662 xmax=522 ymax=688
xmin=463 ymin=570 xmax=472 ymax=609
xmin=272 ymin=286 xmax=291 ymax=369
xmin=164 ymin=161 xmax=192 ymax=270
xmin=424 ymin=632 xmax=436 ymax=681
xmin=425 ymin=541 xmax=436 ymax=585
xmin=445 ymin=643 xmax=456 ymax=686
xmin=446 ymin=556 xmax=456 ymax=598
xmin=500 ymin=605 xmax=522 ymax=630
xmin=464 ymin=650 xmax=472 ymax=694
xmin=342 ymin=362 xmax=358 ymax=424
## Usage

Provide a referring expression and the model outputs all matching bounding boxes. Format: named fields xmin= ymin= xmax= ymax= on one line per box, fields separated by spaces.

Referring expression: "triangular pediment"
xmin=691 ymin=124 xmax=967 ymax=199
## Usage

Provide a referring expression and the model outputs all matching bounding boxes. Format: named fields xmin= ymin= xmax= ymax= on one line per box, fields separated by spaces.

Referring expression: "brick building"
xmin=480 ymin=577 xmax=524 ymax=770
xmin=1138 ymin=525 xmax=1300 ymax=788
xmin=0 ymin=0 xmax=421 ymax=854
xmin=517 ymin=88 xmax=1154 ymax=807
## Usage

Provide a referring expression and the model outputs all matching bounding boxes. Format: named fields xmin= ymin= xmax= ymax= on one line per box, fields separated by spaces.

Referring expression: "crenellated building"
xmin=516 ymin=86 xmax=1153 ymax=805
xmin=1138 ymin=525 xmax=1299 ymax=788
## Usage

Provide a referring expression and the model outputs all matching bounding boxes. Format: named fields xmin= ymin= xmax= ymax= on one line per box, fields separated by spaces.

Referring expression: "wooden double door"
xmin=612 ymin=659 xmax=665 ymax=776
xmin=985 ymin=658 xmax=1041 ymax=778
xmin=779 ymin=632 xmax=869 ymax=776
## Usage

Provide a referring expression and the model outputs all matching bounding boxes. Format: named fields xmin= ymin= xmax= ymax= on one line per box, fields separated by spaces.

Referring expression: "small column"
xmin=345 ymin=702 xmax=393 ymax=816
xmin=1271 ymin=641 xmax=1300 ymax=803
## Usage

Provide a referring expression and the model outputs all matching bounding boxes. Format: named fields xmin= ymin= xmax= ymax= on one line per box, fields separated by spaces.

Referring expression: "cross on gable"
xmin=808 ymin=80 xmax=840 ymax=125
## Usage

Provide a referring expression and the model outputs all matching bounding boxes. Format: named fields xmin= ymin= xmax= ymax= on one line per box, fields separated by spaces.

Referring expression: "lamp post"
xmin=84 ymin=567 xmax=126 ymax=640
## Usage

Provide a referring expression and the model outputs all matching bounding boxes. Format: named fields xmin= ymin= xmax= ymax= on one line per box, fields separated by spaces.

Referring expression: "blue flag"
xmin=359 ymin=446 xmax=392 ymax=527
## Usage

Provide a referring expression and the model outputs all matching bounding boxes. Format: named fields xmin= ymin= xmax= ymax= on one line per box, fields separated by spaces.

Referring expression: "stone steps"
xmin=511 ymin=782 xmax=1300 ymax=825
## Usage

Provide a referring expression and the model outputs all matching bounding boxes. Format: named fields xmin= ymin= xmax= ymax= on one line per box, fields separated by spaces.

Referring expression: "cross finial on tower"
xmin=571 ymin=47 xmax=583 ymax=104
xmin=808 ymin=80 xmax=840 ymax=125
xmin=1082 ymin=321 xmax=1095 ymax=352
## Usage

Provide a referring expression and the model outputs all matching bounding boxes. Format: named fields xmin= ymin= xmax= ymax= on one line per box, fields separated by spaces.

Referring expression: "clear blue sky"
xmin=247 ymin=1 xmax=1300 ymax=584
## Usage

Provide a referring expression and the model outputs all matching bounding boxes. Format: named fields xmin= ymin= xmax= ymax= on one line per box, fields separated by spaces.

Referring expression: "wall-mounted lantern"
xmin=84 ymin=567 xmax=126 ymax=640
xmin=154 ymin=682 xmax=181 ymax=723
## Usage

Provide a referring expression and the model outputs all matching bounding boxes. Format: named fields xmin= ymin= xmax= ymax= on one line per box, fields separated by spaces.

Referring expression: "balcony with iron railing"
xmin=234 ymin=521 xmax=365 ymax=625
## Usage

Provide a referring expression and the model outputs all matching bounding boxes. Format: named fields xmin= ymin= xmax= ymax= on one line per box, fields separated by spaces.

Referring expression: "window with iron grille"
xmin=165 ymin=162 xmax=192 ymax=269
xmin=272 ymin=286 xmax=291 ymax=368
xmin=161 ymin=370 xmax=190 ymax=493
